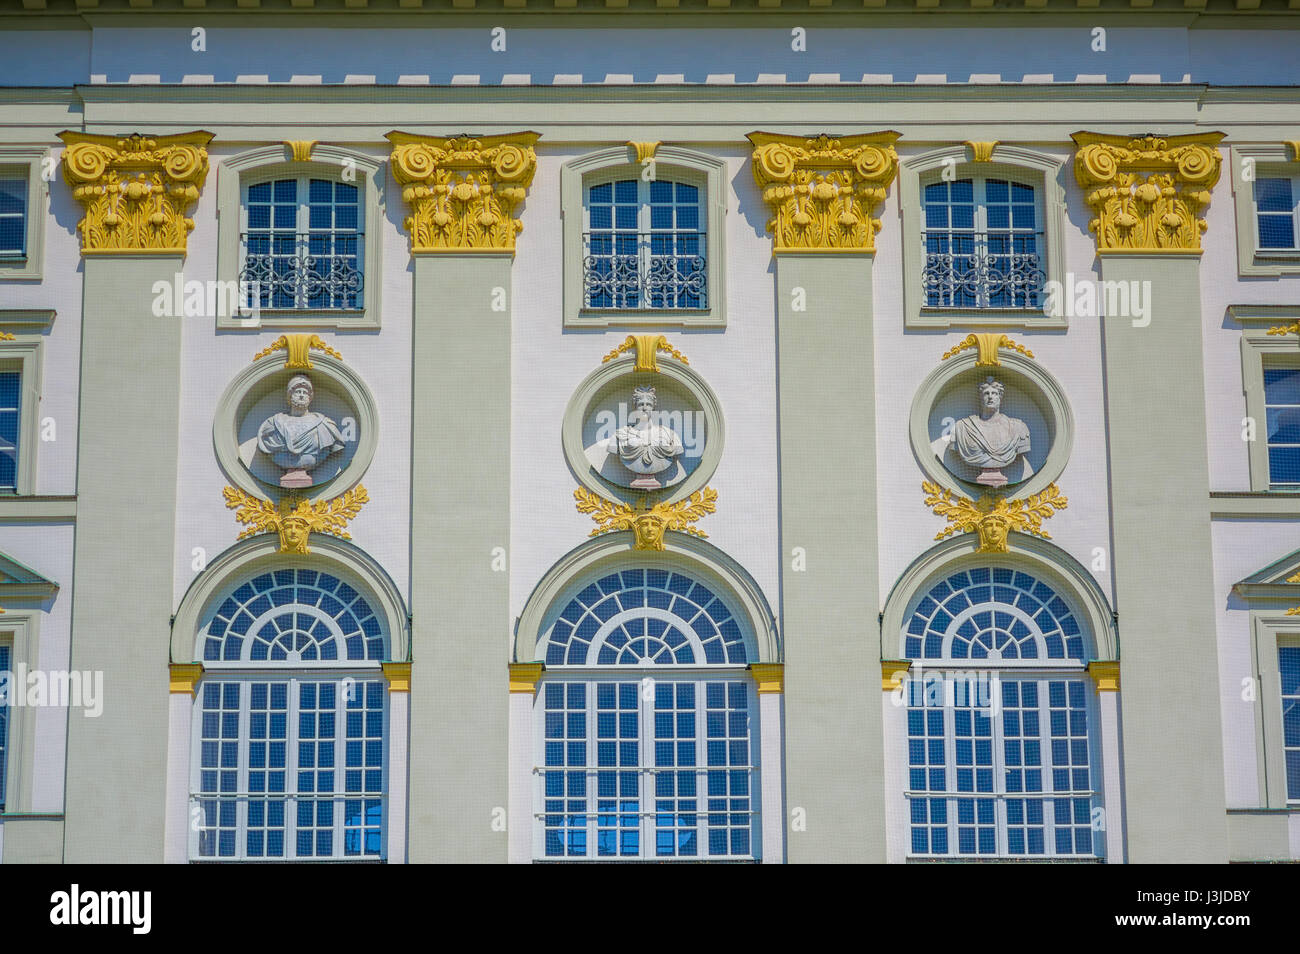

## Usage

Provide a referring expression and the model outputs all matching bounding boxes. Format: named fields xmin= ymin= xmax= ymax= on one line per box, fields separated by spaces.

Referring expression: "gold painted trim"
xmin=922 ymin=480 xmax=1068 ymax=553
xmin=1087 ymin=660 xmax=1120 ymax=692
xmin=169 ymin=663 xmax=205 ymax=695
xmin=965 ymin=140 xmax=998 ymax=162
xmin=0 ymin=332 xmax=14 ymax=341
xmin=881 ymin=659 xmax=912 ymax=692
xmin=749 ymin=662 xmax=784 ymax=694
xmin=747 ymin=130 xmax=900 ymax=253
xmin=386 ymin=130 xmax=540 ymax=253
xmin=627 ymin=141 xmax=660 ymax=163
xmin=223 ymin=485 xmax=369 ymax=554
xmin=58 ymin=130 xmax=213 ymax=256
xmin=251 ymin=333 xmax=342 ymax=368
xmin=940 ymin=332 xmax=1034 ymax=366
xmin=1071 ymin=130 xmax=1225 ymax=253
xmin=1286 ymin=141 xmax=1300 ymax=163
xmin=1096 ymin=248 xmax=1205 ymax=256
xmin=574 ymin=487 xmax=717 ymax=550
xmin=600 ymin=333 xmax=689 ymax=372
xmin=508 ymin=662 xmax=545 ymax=694
xmin=284 ymin=140 xmax=317 ymax=162
xmin=382 ymin=661 xmax=412 ymax=692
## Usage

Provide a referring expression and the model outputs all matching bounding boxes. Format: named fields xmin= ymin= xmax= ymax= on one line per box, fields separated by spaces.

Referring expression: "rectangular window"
xmin=923 ymin=177 xmax=1043 ymax=310
xmin=584 ymin=179 xmax=706 ymax=311
xmin=193 ymin=677 xmax=385 ymax=860
xmin=906 ymin=675 xmax=1097 ymax=858
xmin=1264 ymin=364 xmax=1300 ymax=489
xmin=540 ymin=677 xmax=754 ymax=860
xmin=0 ymin=175 xmax=26 ymax=259
xmin=1255 ymin=177 xmax=1299 ymax=251
xmin=0 ymin=642 xmax=9 ymax=810
xmin=242 ymin=178 xmax=363 ymax=312
xmin=1281 ymin=646 xmax=1300 ymax=802
xmin=0 ymin=370 xmax=20 ymax=493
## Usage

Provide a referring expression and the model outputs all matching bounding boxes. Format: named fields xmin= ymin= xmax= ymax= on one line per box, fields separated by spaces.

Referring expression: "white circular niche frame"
xmin=214 ymin=351 xmax=379 ymax=502
xmin=909 ymin=349 xmax=1073 ymax=500
xmin=562 ymin=351 xmax=725 ymax=507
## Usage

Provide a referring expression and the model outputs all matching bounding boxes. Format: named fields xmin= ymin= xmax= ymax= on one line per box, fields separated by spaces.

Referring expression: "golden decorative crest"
xmin=252 ymin=333 xmax=342 ymax=369
xmin=601 ymin=334 xmax=689 ymax=372
xmin=57 ymin=130 xmax=213 ymax=255
xmin=965 ymin=141 xmax=998 ymax=163
xmin=746 ymin=130 xmax=900 ymax=253
xmin=922 ymin=480 xmax=1068 ymax=553
xmin=284 ymin=140 xmax=317 ymax=162
xmin=1071 ymin=131 xmax=1225 ymax=253
xmin=223 ymin=485 xmax=369 ymax=555
xmin=1266 ymin=321 xmax=1300 ymax=339
xmin=941 ymin=332 xmax=1034 ymax=366
xmin=0 ymin=332 xmax=14 ymax=341
xmin=1286 ymin=142 xmax=1300 ymax=163
xmin=574 ymin=487 xmax=717 ymax=551
xmin=386 ymin=131 xmax=539 ymax=253
xmin=627 ymin=141 xmax=659 ymax=163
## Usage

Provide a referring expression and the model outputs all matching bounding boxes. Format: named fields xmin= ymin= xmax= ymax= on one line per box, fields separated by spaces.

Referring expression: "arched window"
xmin=901 ymin=567 xmax=1099 ymax=860
xmin=192 ymin=567 xmax=387 ymax=861
xmin=536 ymin=567 xmax=757 ymax=861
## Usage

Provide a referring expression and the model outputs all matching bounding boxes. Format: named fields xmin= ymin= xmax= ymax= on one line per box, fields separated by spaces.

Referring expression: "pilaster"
xmin=389 ymin=131 xmax=538 ymax=863
xmin=1073 ymin=130 xmax=1228 ymax=863
xmin=749 ymin=130 xmax=899 ymax=863
xmin=60 ymin=130 xmax=212 ymax=862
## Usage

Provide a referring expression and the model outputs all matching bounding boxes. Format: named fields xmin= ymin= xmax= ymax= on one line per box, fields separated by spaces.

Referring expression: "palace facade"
xmin=2 ymin=1 xmax=1300 ymax=863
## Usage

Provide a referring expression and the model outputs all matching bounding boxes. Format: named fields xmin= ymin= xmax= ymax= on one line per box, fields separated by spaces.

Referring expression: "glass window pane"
xmin=1259 ymin=213 xmax=1296 ymax=250
xmin=1255 ymin=177 xmax=1294 ymax=213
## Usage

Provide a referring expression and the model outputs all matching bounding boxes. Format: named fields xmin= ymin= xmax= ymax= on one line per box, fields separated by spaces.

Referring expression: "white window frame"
xmin=188 ymin=671 xmax=389 ymax=862
xmin=0 ymin=610 xmax=41 ymax=816
xmin=0 ymin=147 xmax=48 ymax=281
xmin=900 ymin=145 xmax=1066 ymax=329
xmin=216 ymin=145 xmax=383 ymax=330
xmin=561 ymin=145 xmax=726 ymax=328
xmin=1235 ymin=306 xmax=1300 ymax=494
xmin=1230 ymin=144 xmax=1300 ymax=277
xmin=532 ymin=671 xmax=759 ymax=862
xmin=0 ymin=311 xmax=51 ymax=497
xmin=1250 ymin=613 xmax=1300 ymax=809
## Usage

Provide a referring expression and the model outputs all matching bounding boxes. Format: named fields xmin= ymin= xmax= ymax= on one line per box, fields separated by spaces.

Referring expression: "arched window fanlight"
xmin=202 ymin=568 xmax=384 ymax=664
xmin=904 ymin=567 xmax=1086 ymax=663
xmin=543 ymin=568 xmax=748 ymax=667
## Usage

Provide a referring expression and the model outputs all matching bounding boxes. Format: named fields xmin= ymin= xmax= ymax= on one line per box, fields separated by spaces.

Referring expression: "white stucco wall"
xmin=875 ymin=145 xmax=1115 ymax=631
xmin=508 ymin=145 xmax=781 ymax=630
xmin=169 ymin=146 xmax=413 ymax=618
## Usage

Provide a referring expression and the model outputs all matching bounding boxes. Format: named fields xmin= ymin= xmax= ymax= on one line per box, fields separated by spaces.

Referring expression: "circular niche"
xmin=563 ymin=354 xmax=724 ymax=506
xmin=214 ymin=352 xmax=378 ymax=501
xmin=909 ymin=350 xmax=1073 ymax=500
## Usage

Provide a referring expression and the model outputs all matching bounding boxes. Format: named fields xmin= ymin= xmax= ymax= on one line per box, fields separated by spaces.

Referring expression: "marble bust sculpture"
xmin=257 ymin=374 xmax=347 ymax=488
xmin=588 ymin=385 xmax=686 ymax=490
xmin=934 ymin=375 xmax=1033 ymax=488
